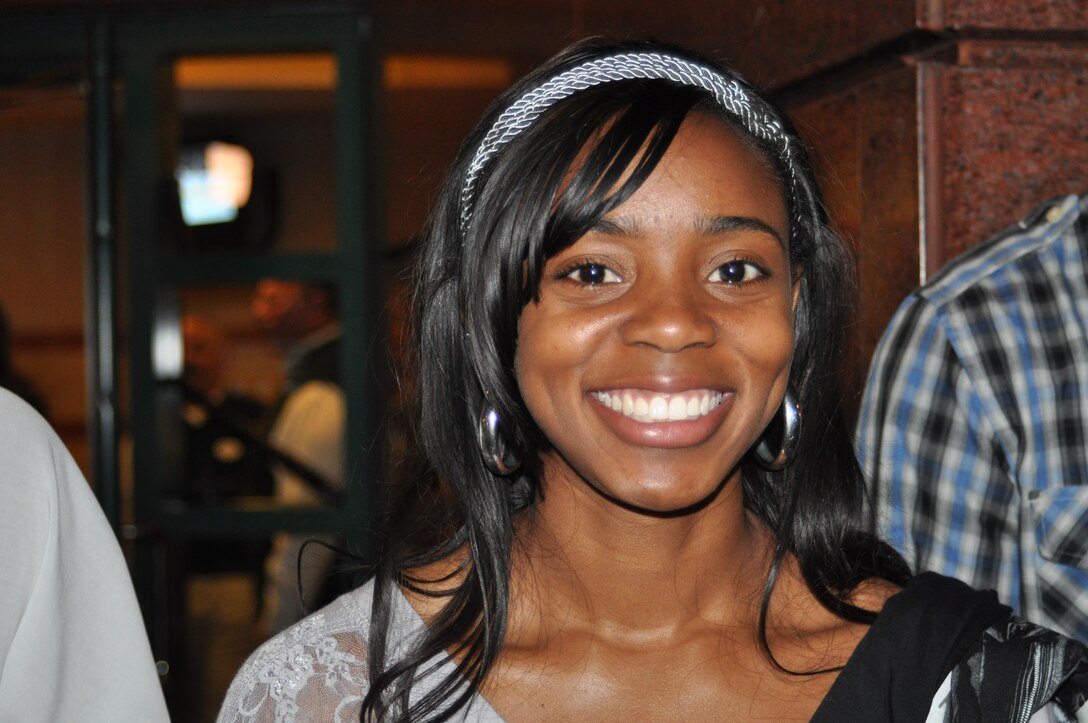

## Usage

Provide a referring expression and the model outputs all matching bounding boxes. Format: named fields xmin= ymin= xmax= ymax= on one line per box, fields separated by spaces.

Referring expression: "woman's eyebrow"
xmin=589 ymin=214 xmax=785 ymax=247
xmin=587 ymin=216 xmax=636 ymax=236
xmin=702 ymin=216 xmax=785 ymax=247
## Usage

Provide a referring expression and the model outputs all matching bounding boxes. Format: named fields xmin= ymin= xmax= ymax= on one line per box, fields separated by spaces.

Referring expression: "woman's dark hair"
xmin=362 ymin=37 xmax=910 ymax=721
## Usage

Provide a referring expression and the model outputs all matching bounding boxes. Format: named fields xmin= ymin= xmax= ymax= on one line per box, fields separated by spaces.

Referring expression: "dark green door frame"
xmin=115 ymin=10 xmax=380 ymax=686
xmin=3 ymin=8 xmax=381 ymax=703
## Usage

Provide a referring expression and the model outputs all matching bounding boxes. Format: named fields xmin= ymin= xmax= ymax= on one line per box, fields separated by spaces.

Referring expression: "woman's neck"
xmin=508 ymin=469 xmax=774 ymax=646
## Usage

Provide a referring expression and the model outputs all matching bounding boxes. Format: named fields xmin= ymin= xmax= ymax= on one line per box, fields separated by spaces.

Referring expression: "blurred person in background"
xmin=250 ymin=280 xmax=345 ymax=635
xmin=180 ymin=314 xmax=275 ymax=583
xmin=181 ymin=314 xmax=275 ymax=507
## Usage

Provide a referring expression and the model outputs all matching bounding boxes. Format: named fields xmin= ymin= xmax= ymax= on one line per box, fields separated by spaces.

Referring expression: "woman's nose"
xmin=617 ymin=279 xmax=717 ymax=352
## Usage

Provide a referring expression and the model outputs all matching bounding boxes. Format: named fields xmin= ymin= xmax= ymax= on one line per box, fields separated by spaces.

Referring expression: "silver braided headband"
xmin=458 ymin=51 xmax=799 ymax=236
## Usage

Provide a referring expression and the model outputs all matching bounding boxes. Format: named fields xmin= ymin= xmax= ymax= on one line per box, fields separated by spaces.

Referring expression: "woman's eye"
xmin=563 ymin=263 xmax=621 ymax=285
xmin=709 ymin=260 xmax=765 ymax=284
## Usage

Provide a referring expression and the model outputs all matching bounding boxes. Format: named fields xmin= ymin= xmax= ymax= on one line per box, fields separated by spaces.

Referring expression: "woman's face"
xmin=515 ymin=112 xmax=796 ymax=513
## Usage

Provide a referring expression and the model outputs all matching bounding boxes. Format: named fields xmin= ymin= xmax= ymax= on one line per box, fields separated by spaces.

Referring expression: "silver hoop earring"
xmin=477 ymin=405 xmax=521 ymax=475
xmin=754 ymin=385 xmax=800 ymax=471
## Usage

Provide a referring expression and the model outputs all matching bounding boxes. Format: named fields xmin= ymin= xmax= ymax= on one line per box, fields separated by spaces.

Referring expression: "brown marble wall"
xmin=384 ymin=86 xmax=508 ymax=245
xmin=577 ymin=0 xmax=1082 ymax=84
xmin=923 ymin=40 xmax=1088 ymax=271
xmin=788 ymin=65 xmax=921 ymax=416
xmin=579 ymin=0 xmax=918 ymax=87
xmin=929 ymin=0 xmax=1088 ymax=30
xmin=684 ymin=4 xmax=1088 ymax=416
xmin=467 ymin=0 xmax=1088 ymax=416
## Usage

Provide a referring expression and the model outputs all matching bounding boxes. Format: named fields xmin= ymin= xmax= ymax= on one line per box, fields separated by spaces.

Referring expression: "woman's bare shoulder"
xmin=762 ymin=564 xmax=904 ymax=675
xmin=399 ymin=552 xmax=470 ymax=623
xmin=848 ymin=576 xmax=903 ymax=615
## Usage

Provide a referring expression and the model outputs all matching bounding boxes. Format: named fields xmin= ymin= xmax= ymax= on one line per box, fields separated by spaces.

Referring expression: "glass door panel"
xmin=117 ymin=12 xmax=377 ymax=719
xmin=169 ymin=52 xmax=338 ymax=255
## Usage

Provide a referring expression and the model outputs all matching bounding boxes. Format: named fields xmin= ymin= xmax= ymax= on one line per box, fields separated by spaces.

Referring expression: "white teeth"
xmin=594 ymin=389 xmax=724 ymax=423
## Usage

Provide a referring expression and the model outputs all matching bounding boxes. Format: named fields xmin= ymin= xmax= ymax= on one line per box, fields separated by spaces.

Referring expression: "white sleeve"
xmin=0 ymin=390 xmax=169 ymax=722
xmin=268 ymin=380 xmax=346 ymax=504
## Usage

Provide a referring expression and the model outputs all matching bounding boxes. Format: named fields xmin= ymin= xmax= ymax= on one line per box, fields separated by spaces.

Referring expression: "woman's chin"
xmin=591 ymin=474 xmax=736 ymax=518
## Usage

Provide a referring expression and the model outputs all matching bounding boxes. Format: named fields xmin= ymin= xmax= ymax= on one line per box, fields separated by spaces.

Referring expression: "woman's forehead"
xmin=561 ymin=113 xmax=787 ymax=242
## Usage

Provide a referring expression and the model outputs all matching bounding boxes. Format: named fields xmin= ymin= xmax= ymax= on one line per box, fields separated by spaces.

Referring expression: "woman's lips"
xmin=589 ymin=388 xmax=733 ymax=448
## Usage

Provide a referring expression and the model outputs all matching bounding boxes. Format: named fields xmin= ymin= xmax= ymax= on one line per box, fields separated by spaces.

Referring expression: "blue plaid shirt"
xmin=857 ymin=193 xmax=1088 ymax=642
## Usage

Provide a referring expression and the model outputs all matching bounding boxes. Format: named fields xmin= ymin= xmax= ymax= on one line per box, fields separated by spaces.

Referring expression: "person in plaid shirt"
xmin=858 ymin=192 xmax=1088 ymax=642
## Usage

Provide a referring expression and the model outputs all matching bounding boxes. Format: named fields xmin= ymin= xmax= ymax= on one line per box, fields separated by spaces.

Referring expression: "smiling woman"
xmin=218 ymin=39 xmax=1088 ymax=723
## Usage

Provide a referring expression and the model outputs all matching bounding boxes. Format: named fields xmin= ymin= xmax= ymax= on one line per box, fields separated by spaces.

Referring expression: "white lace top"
xmin=218 ymin=578 xmax=1054 ymax=723
xmin=217 ymin=579 xmax=502 ymax=722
